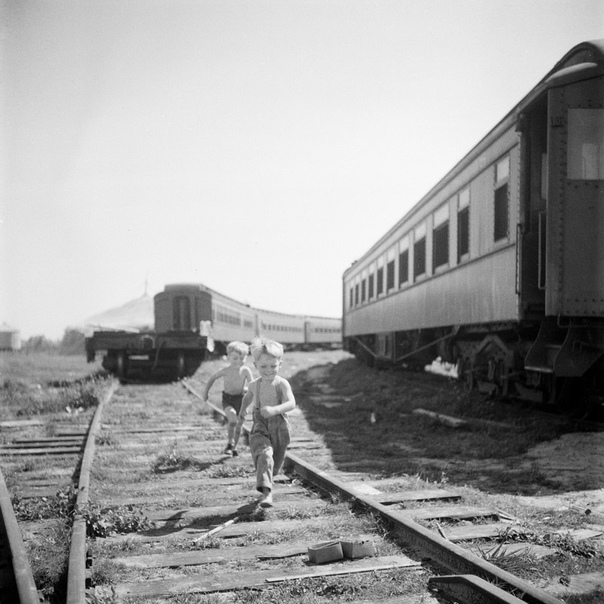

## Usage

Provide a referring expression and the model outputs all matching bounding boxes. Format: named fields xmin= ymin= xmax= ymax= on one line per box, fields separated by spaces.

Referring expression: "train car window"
xmin=432 ymin=204 xmax=449 ymax=271
xmin=458 ymin=188 xmax=470 ymax=262
xmin=494 ymin=157 xmax=510 ymax=242
xmin=399 ymin=249 xmax=409 ymax=284
xmin=414 ymin=223 xmax=426 ymax=279
xmin=494 ymin=184 xmax=509 ymax=241
xmin=368 ymin=273 xmax=375 ymax=299
xmin=386 ymin=260 xmax=395 ymax=290
xmin=568 ymin=109 xmax=604 ymax=180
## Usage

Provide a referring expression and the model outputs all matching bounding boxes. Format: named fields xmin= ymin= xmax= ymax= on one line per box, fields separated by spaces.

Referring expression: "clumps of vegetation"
xmin=13 ymin=485 xmax=76 ymax=521
xmin=152 ymin=450 xmax=210 ymax=473
xmin=27 ymin=519 xmax=71 ymax=602
xmin=2 ymin=375 xmax=111 ymax=417
xmin=80 ymin=502 xmax=152 ymax=538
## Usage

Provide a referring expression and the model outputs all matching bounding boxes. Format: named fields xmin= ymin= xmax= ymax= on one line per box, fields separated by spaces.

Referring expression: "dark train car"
xmin=87 ymin=283 xmax=341 ymax=379
xmin=86 ymin=285 xmax=211 ymax=379
xmin=342 ymin=40 xmax=604 ymax=415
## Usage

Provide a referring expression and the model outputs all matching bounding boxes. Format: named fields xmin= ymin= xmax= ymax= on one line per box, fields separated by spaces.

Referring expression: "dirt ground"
xmin=283 ymin=350 xmax=604 ymax=520
xmin=519 ymin=433 xmax=604 ymax=515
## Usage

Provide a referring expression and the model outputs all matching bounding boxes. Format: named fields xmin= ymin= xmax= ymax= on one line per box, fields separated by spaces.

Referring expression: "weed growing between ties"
xmin=13 ymin=485 xmax=76 ymax=520
xmin=81 ymin=501 xmax=152 ymax=537
xmin=27 ymin=519 xmax=71 ymax=603
xmin=1 ymin=374 xmax=111 ymax=418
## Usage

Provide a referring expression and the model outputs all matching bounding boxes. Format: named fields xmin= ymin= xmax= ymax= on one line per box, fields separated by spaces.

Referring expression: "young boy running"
xmin=237 ymin=337 xmax=296 ymax=508
xmin=203 ymin=341 xmax=254 ymax=456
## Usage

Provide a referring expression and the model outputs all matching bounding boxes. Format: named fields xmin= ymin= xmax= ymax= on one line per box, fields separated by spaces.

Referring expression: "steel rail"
xmin=284 ymin=452 xmax=563 ymax=604
xmin=0 ymin=468 xmax=40 ymax=604
xmin=66 ymin=380 xmax=119 ymax=604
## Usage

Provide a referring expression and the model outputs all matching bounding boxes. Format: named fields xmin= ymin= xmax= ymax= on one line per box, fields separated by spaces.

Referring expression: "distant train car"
xmin=305 ymin=315 xmax=343 ymax=348
xmin=342 ymin=40 xmax=604 ymax=415
xmin=87 ymin=282 xmax=341 ymax=379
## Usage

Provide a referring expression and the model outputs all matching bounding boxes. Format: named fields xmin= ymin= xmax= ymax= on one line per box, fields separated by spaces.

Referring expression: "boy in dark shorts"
xmin=203 ymin=341 xmax=254 ymax=456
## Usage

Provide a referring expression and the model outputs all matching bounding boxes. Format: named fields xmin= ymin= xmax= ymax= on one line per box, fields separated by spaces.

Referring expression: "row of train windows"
xmin=214 ymin=308 xmax=242 ymax=326
xmin=313 ymin=327 xmax=342 ymax=334
xmin=261 ymin=323 xmax=303 ymax=333
xmin=348 ymin=156 xmax=510 ymax=309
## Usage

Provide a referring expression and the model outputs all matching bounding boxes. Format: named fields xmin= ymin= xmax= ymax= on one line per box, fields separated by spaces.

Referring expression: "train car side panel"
xmin=344 ymin=246 xmax=519 ymax=336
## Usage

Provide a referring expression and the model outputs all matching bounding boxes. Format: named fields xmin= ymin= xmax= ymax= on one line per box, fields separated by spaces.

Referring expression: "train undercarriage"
xmin=346 ymin=319 xmax=604 ymax=418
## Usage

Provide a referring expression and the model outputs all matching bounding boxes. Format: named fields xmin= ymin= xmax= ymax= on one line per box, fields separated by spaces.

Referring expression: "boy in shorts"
xmin=237 ymin=337 xmax=296 ymax=507
xmin=203 ymin=341 xmax=254 ymax=456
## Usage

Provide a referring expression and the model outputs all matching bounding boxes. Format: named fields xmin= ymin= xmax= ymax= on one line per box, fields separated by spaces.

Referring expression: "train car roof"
xmin=343 ymin=39 xmax=604 ymax=277
xmin=159 ymin=283 xmax=340 ymax=322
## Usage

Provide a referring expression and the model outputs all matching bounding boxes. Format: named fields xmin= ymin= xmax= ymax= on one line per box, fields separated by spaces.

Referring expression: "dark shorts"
xmin=222 ymin=392 xmax=243 ymax=414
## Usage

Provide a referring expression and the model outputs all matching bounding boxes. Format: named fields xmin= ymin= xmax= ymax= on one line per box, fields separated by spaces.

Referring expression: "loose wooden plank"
xmin=394 ymin=506 xmax=499 ymax=521
xmin=1 ymin=440 xmax=83 ymax=448
xmin=437 ymin=522 xmax=507 ymax=542
xmin=113 ymin=555 xmax=419 ymax=597
xmin=412 ymin=408 xmax=466 ymax=428
xmin=0 ymin=446 xmax=81 ymax=456
xmin=373 ymin=490 xmax=462 ymax=504
xmin=0 ymin=419 xmax=45 ymax=428
xmin=113 ymin=542 xmax=311 ymax=568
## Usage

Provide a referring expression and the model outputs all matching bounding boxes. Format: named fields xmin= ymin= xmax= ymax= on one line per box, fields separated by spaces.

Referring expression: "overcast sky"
xmin=1 ymin=0 xmax=603 ymax=339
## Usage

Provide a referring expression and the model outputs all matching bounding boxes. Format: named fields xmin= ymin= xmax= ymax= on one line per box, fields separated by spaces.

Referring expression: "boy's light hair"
xmin=227 ymin=341 xmax=249 ymax=356
xmin=250 ymin=337 xmax=284 ymax=361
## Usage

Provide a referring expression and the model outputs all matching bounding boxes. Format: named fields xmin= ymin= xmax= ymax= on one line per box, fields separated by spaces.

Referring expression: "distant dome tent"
xmin=0 ymin=323 xmax=21 ymax=351
xmin=84 ymin=294 xmax=154 ymax=336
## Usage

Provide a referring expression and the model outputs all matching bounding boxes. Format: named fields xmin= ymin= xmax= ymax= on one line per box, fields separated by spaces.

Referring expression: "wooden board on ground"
xmin=113 ymin=541 xmax=312 ymax=568
xmin=373 ymin=490 xmax=462 ymax=504
xmin=113 ymin=555 xmax=420 ymax=597
xmin=395 ymin=506 xmax=499 ymax=521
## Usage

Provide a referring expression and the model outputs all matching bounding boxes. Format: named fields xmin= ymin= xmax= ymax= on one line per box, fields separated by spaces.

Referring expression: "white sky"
xmin=1 ymin=0 xmax=603 ymax=339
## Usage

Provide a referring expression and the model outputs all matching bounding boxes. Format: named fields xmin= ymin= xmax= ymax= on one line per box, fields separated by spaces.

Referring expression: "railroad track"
xmin=1 ymin=354 xmax=601 ymax=603
xmin=83 ymin=364 xmax=572 ymax=604
xmin=0 ymin=378 xmax=118 ymax=603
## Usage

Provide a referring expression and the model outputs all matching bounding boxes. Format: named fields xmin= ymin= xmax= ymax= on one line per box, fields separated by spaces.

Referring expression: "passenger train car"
xmin=343 ymin=40 xmax=604 ymax=415
xmin=86 ymin=283 xmax=341 ymax=379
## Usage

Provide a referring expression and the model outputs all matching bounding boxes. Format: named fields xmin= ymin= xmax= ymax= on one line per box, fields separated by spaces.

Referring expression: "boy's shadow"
xmin=143 ymin=500 xmax=261 ymax=537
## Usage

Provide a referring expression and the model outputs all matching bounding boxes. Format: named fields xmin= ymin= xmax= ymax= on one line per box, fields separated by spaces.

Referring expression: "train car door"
xmin=517 ymin=95 xmax=548 ymax=319
xmin=545 ymin=68 xmax=604 ymax=318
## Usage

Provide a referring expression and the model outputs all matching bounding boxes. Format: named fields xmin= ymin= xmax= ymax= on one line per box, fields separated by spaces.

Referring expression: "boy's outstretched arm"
xmin=202 ymin=368 xmax=224 ymax=401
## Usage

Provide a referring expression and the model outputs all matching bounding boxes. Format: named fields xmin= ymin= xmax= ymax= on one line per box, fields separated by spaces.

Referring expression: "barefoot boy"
xmin=237 ymin=337 xmax=296 ymax=508
xmin=203 ymin=341 xmax=254 ymax=456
